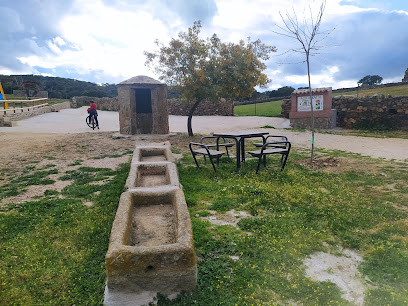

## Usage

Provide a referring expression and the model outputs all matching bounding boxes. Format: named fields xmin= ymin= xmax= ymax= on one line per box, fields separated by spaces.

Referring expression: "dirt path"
xmin=270 ymin=129 xmax=408 ymax=162
xmin=1 ymin=110 xmax=407 ymax=162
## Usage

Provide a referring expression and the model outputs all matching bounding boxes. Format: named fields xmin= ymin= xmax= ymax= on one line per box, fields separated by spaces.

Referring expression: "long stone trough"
xmin=105 ymin=142 xmax=197 ymax=305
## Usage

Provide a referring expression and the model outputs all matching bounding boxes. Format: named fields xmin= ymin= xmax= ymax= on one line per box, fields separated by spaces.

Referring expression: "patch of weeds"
xmin=93 ymin=150 xmax=132 ymax=160
xmin=61 ymin=183 xmax=101 ymax=198
xmin=12 ymin=169 xmax=58 ymax=186
xmin=0 ymin=162 xmax=130 ymax=305
xmin=60 ymin=167 xmax=115 ymax=184
xmin=60 ymin=167 xmax=117 ymax=198
xmin=175 ymin=152 xmax=408 ymax=304
xmin=93 ymin=154 xmax=121 ymax=159
xmin=0 ymin=185 xmax=19 ymax=199
xmin=195 ymin=211 xmax=211 ymax=217
xmin=260 ymin=125 xmax=275 ymax=129
xmin=44 ymin=189 xmax=59 ymax=196
xmin=44 ymin=164 xmax=56 ymax=168
xmin=68 ymin=159 xmax=83 ymax=166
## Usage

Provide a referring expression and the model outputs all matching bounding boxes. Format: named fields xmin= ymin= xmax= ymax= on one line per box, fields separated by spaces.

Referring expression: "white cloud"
xmin=47 ymin=41 xmax=62 ymax=54
xmin=283 ymin=65 xmax=349 ymax=89
xmin=54 ymin=37 xmax=66 ymax=46
xmin=17 ymin=0 xmax=174 ymax=81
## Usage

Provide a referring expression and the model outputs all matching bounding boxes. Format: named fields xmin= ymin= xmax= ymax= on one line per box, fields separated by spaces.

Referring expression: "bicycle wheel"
xmin=86 ymin=116 xmax=96 ymax=129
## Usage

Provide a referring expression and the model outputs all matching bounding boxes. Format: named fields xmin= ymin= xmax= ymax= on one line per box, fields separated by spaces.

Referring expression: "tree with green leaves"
xmin=267 ymin=86 xmax=295 ymax=97
xmin=144 ymin=21 xmax=276 ymax=136
xmin=357 ymin=75 xmax=383 ymax=86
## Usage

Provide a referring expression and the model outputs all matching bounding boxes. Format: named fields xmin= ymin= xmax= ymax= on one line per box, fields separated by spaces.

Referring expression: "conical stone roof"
xmin=118 ymin=75 xmax=163 ymax=85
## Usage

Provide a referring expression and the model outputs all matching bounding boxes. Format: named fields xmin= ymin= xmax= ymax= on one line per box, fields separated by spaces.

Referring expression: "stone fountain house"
xmin=117 ymin=76 xmax=169 ymax=135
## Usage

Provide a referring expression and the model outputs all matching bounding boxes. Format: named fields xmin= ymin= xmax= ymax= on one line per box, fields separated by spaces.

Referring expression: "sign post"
xmin=289 ymin=87 xmax=336 ymax=129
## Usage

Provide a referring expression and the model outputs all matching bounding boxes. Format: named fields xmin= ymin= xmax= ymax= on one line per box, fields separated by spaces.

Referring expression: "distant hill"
xmin=0 ymin=74 xmax=186 ymax=100
xmin=0 ymin=75 xmax=117 ymax=99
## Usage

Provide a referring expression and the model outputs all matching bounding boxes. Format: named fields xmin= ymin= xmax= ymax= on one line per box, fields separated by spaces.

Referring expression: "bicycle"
xmin=86 ymin=115 xmax=98 ymax=130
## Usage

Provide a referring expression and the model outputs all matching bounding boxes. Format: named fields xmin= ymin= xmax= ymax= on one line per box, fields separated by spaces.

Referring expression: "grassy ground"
xmin=1 ymin=134 xmax=407 ymax=305
xmin=334 ymin=84 xmax=408 ymax=97
xmin=234 ymin=100 xmax=283 ymax=117
xmin=158 ymin=147 xmax=408 ymax=305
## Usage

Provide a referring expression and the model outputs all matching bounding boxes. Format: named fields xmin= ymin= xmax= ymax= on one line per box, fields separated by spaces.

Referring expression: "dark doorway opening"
xmin=135 ymin=89 xmax=152 ymax=113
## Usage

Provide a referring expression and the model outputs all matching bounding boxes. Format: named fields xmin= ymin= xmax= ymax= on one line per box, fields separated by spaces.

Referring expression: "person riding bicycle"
xmin=87 ymin=100 xmax=99 ymax=129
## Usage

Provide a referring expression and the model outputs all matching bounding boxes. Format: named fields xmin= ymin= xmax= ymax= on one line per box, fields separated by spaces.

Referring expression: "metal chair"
xmin=253 ymin=135 xmax=288 ymax=148
xmin=248 ymin=140 xmax=291 ymax=174
xmin=200 ymin=136 xmax=235 ymax=158
xmin=189 ymin=142 xmax=225 ymax=172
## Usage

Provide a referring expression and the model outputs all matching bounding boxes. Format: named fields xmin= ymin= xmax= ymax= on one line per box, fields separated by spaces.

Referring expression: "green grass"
xmin=0 ymin=163 xmax=129 ymax=305
xmin=234 ymin=100 xmax=283 ymax=117
xmin=1 ymin=147 xmax=407 ymax=305
xmin=334 ymin=84 xmax=408 ymax=97
xmin=162 ymin=151 xmax=408 ymax=305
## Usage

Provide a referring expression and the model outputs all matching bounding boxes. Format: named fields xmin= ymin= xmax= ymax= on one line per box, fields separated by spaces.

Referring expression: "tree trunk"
xmin=187 ymin=100 xmax=201 ymax=137
xmin=306 ymin=55 xmax=315 ymax=162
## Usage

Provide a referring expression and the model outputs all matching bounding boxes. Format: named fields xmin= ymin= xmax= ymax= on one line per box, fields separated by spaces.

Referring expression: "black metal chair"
xmin=189 ymin=142 xmax=225 ymax=172
xmin=248 ymin=140 xmax=291 ymax=174
xmin=200 ymin=136 xmax=235 ymax=158
xmin=253 ymin=135 xmax=288 ymax=149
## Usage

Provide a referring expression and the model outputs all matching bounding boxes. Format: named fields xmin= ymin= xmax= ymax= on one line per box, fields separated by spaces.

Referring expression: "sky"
xmin=1 ymin=0 xmax=408 ymax=91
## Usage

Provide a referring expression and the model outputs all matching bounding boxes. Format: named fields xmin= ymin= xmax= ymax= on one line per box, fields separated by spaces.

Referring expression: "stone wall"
xmin=72 ymin=96 xmax=234 ymax=116
xmin=72 ymin=96 xmax=119 ymax=111
xmin=289 ymin=117 xmax=336 ymax=130
xmin=282 ymin=95 xmax=408 ymax=130
xmin=168 ymin=98 xmax=234 ymax=116
xmin=333 ymin=95 xmax=408 ymax=129
xmin=281 ymin=99 xmax=291 ymax=118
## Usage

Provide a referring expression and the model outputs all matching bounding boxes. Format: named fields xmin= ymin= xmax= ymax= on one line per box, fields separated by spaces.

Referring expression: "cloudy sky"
xmin=1 ymin=0 xmax=407 ymax=90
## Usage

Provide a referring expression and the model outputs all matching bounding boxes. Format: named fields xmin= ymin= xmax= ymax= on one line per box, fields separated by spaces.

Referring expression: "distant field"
xmin=235 ymin=84 xmax=408 ymax=117
xmin=334 ymin=84 xmax=408 ymax=97
xmin=234 ymin=100 xmax=283 ymax=117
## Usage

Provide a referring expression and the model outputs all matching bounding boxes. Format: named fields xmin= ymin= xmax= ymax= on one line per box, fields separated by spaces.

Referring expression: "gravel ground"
xmin=1 ymin=107 xmax=407 ymax=162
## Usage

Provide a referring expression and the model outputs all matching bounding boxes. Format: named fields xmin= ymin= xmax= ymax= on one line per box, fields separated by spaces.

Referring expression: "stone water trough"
xmin=125 ymin=163 xmax=180 ymax=189
xmin=105 ymin=143 xmax=196 ymax=303
xmin=132 ymin=144 xmax=176 ymax=163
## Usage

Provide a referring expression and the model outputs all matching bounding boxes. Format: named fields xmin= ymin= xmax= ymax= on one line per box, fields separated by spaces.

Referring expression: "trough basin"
xmin=133 ymin=145 xmax=176 ymax=163
xmin=125 ymin=163 xmax=180 ymax=190
xmin=105 ymin=186 xmax=197 ymax=295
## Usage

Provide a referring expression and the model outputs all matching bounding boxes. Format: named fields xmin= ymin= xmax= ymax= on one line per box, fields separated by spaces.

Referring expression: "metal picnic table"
xmin=213 ymin=131 xmax=268 ymax=169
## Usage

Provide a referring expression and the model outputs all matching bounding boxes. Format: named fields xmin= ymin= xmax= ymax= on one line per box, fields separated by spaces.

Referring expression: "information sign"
xmin=297 ymin=95 xmax=323 ymax=111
